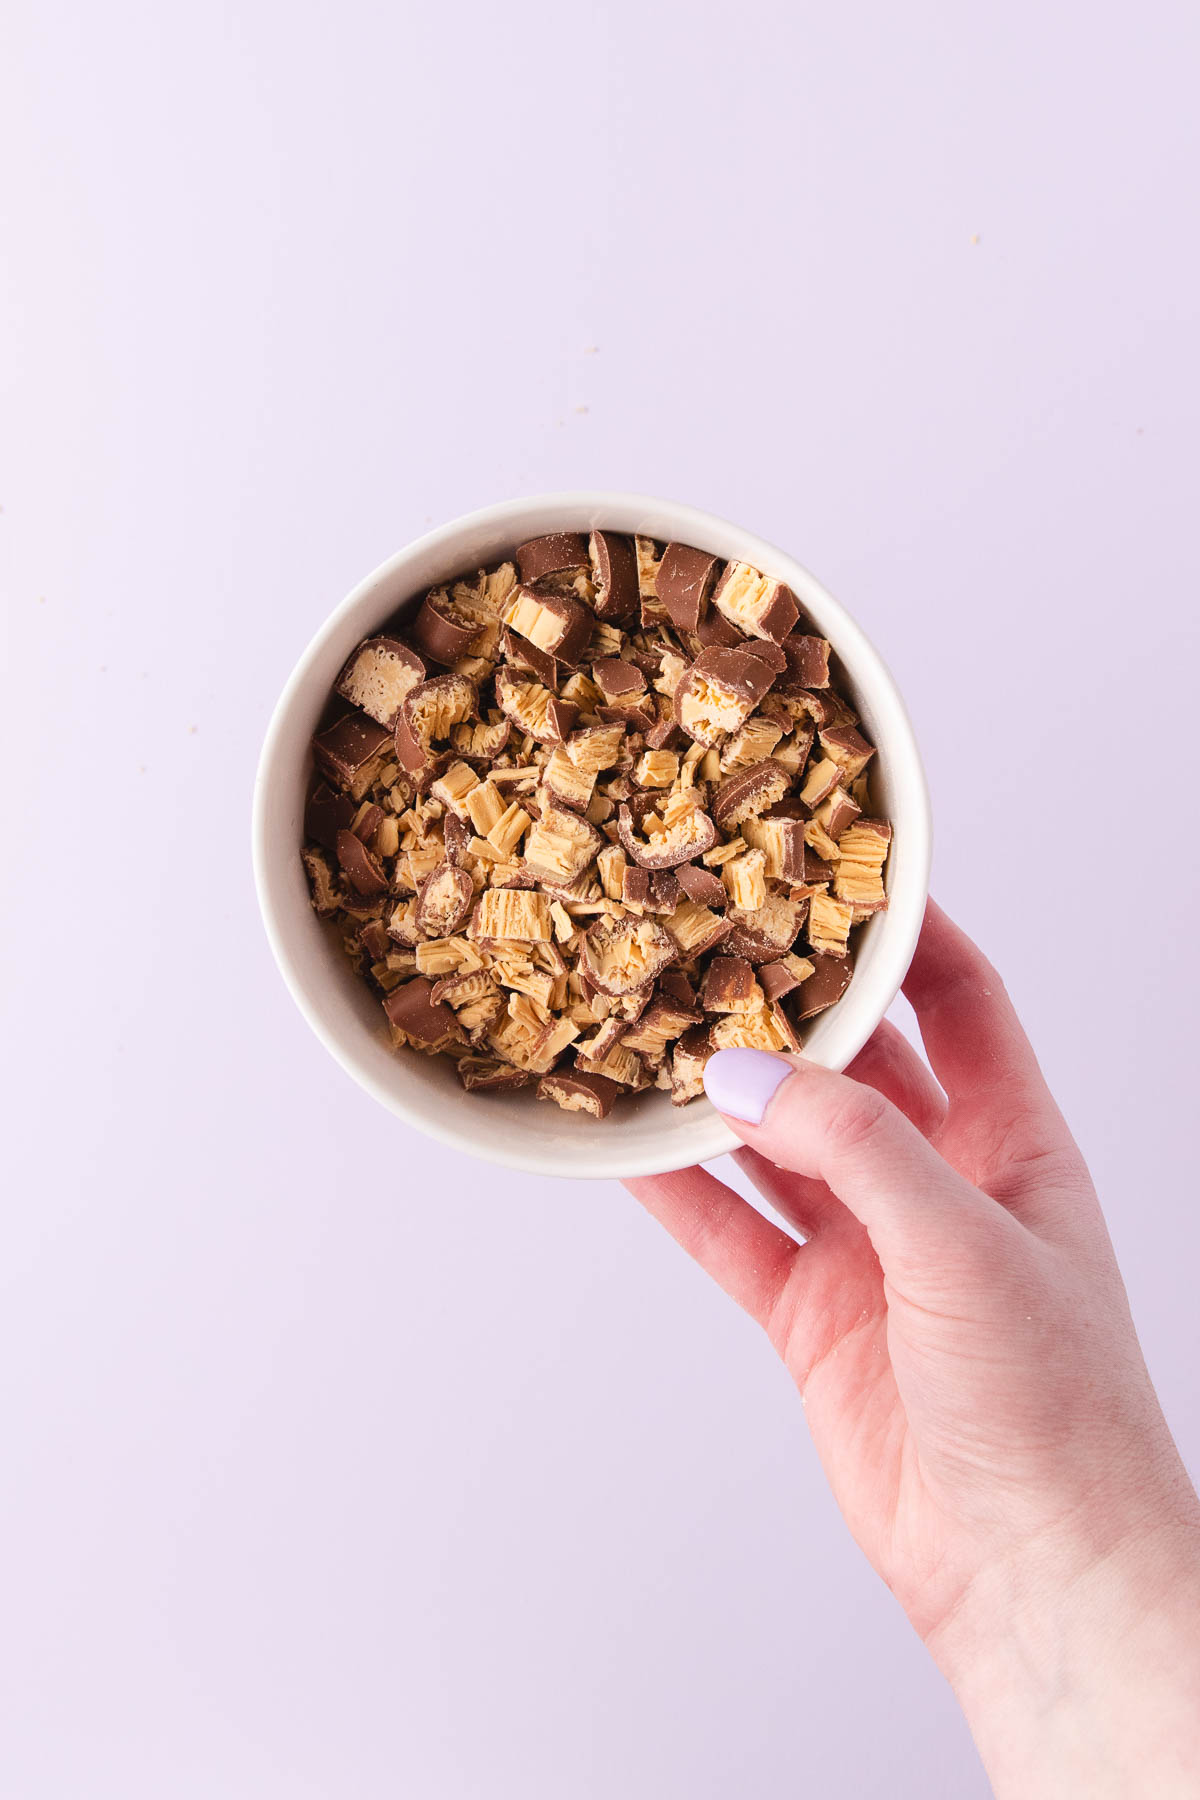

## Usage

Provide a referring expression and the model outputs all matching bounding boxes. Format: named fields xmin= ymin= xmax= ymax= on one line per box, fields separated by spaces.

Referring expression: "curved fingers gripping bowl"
xmin=252 ymin=493 xmax=932 ymax=1180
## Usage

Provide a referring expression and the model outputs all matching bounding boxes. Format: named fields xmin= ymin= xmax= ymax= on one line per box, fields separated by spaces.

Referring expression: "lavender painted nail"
xmin=703 ymin=1048 xmax=793 ymax=1124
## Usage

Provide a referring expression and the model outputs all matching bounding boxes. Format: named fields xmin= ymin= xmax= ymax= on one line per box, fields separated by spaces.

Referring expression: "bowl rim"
xmin=252 ymin=490 xmax=933 ymax=1179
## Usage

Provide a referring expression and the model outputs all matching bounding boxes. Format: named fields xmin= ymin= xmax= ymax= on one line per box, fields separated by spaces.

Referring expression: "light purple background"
xmin=3 ymin=3 xmax=1198 ymax=1795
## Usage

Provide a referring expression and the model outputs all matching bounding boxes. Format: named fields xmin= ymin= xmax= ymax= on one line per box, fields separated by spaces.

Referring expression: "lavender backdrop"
xmin=3 ymin=2 xmax=1198 ymax=1794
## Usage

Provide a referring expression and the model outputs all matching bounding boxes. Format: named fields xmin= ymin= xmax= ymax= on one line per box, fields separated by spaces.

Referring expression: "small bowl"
xmin=252 ymin=493 xmax=932 ymax=1181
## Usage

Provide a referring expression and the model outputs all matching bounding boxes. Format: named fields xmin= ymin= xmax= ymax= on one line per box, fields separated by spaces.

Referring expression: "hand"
xmin=627 ymin=901 xmax=1200 ymax=1798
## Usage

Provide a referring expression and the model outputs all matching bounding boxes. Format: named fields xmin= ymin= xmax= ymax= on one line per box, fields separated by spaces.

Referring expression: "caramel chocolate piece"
xmin=721 ymin=847 xmax=767 ymax=911
xmin=674 ymin=862 xmax=728 ymax=909
xmin=470 ymin=888 xmax=553 ymax=942
xmin=588 ymin=530 xmax=639 ymax=622
xmin=616 ymin=794 xmax=717 ymax=870
xmin=666 ymin=901 xmax=732 ymax=958
xmin=386 ymin=900 xmax=422 ymax=947
xmin=621 ymin=993 xmax=703 ymax=1061
xmin=494 ymin=668 xmax=577 ymax=746
xmin=741 ymin=638 xmax=788 ymax=673
xmin=301 ymin=844 xmax=342 ymax=916
xmin=596 ymin=695 xmax=656 ymax=731
xmin=819 ymin=725 xmax=876 ymax=782
xmin=516 ymin=532 xmax=589 ymax=585
xmin=312 ymin=711 xmax=392 ymax=798
xmin=443 ymin=812 xmax=472 ymax=867
xmin=711 ymin=1002 xmax=800 ymax=1055
xmin=832 ymin=819 xmax=892 ymax=909
xmin=304 ymin=781 xmax=356 ymax=852
xmin=711 ymin=759 xmax=790 ymax=831
xmin=502 ymin=585 xmax=591 ymax=663
xmin=670 ymin=1025 xmax=713 ymax=1106
xmin=793 ymin=953 xmax=852 ymax=1018
xmin=393 ymin=674 xmax=478 ymax=772
xmin=499 ymin=622 xmax=558 ymax=689
xmin=591 ymin=657 xmax=647 ymax=704
xmin=359 ymin=919 xmax=393 ymax=962
xmin=798 ymin=756 xmax=845 ymax=807
xmin=740 ymin=813 xmax=808 ymax=883
xmin=523 ymin=799 xmax=604 ymax=885
xmin=699 ymin=956 xmax=759 ymax=1014
xmin=335 ymin=636 xmax=426 ymax=726
xmin=457 ymin=1057 xmax=532 ymax=1093
xmin=412 ymin=590 xmax=483 ymax=666
xmin=580 ymin=913 xmax=676 ymax=997
xmin=759 ymin=952 xmax=815 ymax=1003
xmin=644 ymin=701 xmax=683 ymax=751
xmin=689 ymin=608 xmax=745 ymax=651
xmin=415 ymin=862 xmax=474 ymax=936
xmin=351 ymin=801 xmax=385 ymax=845
xmin=675 ymin=648 xmax=776 ymax=748
xmin=451 ymin=715 xmax=513 ymax=762
xmin=724 ymin=893 xmax=807 ymax=963
xmin=783 ymin=633 xmax=831 ymax=689
xmin=807 ymin=891 xmax=854 ymax=956
xmin=383 ymin=976 xmax=458 ymax=1045
xmin=712 ymin=562 xmax=799 ymax=642
xmin=335 ymin=827 xmax=389 ymax=897
xmin=813 ymin=786 xmax=861 ymax=842
xmin=659 ymin=968 xmax=699 ymax=1008
xmin=537 ymin=1067 xmax=623 ymax=1118
xmin=656 ymin=543 xmax=721 ymax=633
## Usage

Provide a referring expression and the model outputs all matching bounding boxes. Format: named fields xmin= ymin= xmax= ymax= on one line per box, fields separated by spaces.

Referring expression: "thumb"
xmin=703 ymin=1047 xmax=1001 ymax=1279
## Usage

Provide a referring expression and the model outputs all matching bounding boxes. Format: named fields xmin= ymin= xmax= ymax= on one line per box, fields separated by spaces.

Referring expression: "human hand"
xmin=627 ymin=901 xmax=1200 ymax=1797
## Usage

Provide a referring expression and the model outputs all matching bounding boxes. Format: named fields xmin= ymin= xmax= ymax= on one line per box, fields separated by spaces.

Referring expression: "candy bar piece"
xmin=669 ymin=1025 xmax=713 ymax=1105
xmin=667 ymin=901 xmax=732 ymax=958
xmin=712 ymin=759 xmax=790 ymax=831
xmin=302 ymin=844 xmax=342 ymax=916
xmin=516 ymin=532 xmax=589 ymax=586
xmin=648 ymin=870 xmax=681 ymax=913
xmin=832 ymin=819 xmax=892 ymax=909
xmin=759 ymin=952 xmax=816 ymax=1003
xmin=499 ymin=622 xmax=558 ymax=689
xmin=494 ymin=668 xmax=577 ymax=746
xmin=725 ymin=893 xmax=807 ymax=963
xmin=721 ymin=847 xmax=767 ymax=911
xmin=588 ymin=531 xmax=639 ymax=622
xmin=592 ymin=657 xmax=647 ymax=704
xmin=793 ymin=953 xmax=852 ymax=1018
xmin=383 ymin=976 xmax=458 ymax=1046
xmin=335 ymin=827 xmax=389 ymax=897
xmin=415 ymin=862 xmax=474 ymax=936
xmin=501 ymin=585 xmax=591 ymax=664
xmin=386 ymin=899 xmax=422 ymax=946
xmin=675 ymin=648 xmax=777 ymax=748
xmin=699 ymin=955 xmax=760 ymax=1015
xmin=712 ymin=562 xmax=799 ymax=642
xmin=804 ymin=817 xmax=842 ymax=864
xmin=524 ymin=799 xmax=604 ymax=885
xmin=393 ymin=674 xmax=478 ymax=772
xmin=659 ymin=968 xmax=698 ymax=1009
xmin=812 ymin=786 xmax=861 ymax=842
xmin=470 ymin=889 xmax=553 ymax=942
xmin=621 ymin=865 xmax=652 ymax=908
xmin=450 ymin=715 xmax=512 ymax=761
xmin=457 ymin=1056 xmax=533 ymax=1093
xmin=674 ymin=862 xmax=728 ymax=909
xmin=656 ymin=542 xmax=722 ymax=633
xmin=799 ymin=757 xmax=845 ymax=807
xmin=575 ymin=1038 xmax=651 ymax=1089
xmin=807 ymin=891 xmax=854 ymax=956
xmin=542 ymin=742 xmax=596 ymax=812
xmin=617 ymin=791 xmax=717 ymax=870
xmin=304 ymin=781 xmax=357 ymax=851
xmin=568 ymin=723 xmax=625 ymax=774
xmin=621 ymin=993 xmax=703 ymax=1062
xmin=710 ymin=1004 xmax=799 ymax=1054
xmin=644 ymin=700 xmax=683 ymax=751
xmin=580 ymin=913 xmax=677 ymax=997
xmin=412 ymin=589 xmax=486 ymax=665
xmin=442 ymin=813 xmax=472 ymax=867
xmin=312 ymin=711 xmax=393 ymax=798
xmin=335 ymin=636 xmax=426 ymax=726
xmin=537 ymin=1067 xmax=624 ymax=1118
xmin=633 ymin=749 xmax=679 ymax=789
xmin=690 ymin=609 xmax=745 ymax=651
xmin=783 ymin=633 xmax=831 ymax=689
xmin=819 ymin=725 xmax=876 ymax=781
xmin=350 ymin=801 xmax=385 ymax=846
xmin=740 ymin=814 xmax=807 ymax=883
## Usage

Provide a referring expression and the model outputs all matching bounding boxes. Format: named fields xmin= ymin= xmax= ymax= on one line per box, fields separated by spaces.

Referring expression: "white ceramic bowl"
xmin=253 ymin=493 xmax=932 ymax=1180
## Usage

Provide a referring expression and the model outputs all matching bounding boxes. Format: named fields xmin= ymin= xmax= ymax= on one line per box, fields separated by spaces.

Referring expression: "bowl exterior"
xmin=252 ymin=493 xmax=932 ymax=1180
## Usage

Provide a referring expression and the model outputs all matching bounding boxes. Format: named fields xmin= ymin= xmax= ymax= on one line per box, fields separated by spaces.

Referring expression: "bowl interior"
xmin=253 ymin=494 xmax=931 ymax=1180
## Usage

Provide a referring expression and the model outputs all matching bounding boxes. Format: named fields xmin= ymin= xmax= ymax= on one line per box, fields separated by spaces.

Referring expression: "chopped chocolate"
xmin=383 ymin=976 xmax=458 ymax=1046
xmin=675 ymin=647 xmax=777 ymax=747
xmin=783 ymin=634 xmax=831 ymax=689
xmin=724 ymin=893 xmax=807 ymax=963
xmin=458 ymin=1057 xmax=533 ymax=1092
xmin=819 ymin=724 xmax=876 ymax=782
xmin=335 ymin=636 xmax=426 ymax=724
xmin=537 ymin=1067 xmax=624 ymax=1117
xmin=500 ymin=622 xmax=558 ymax=689
xmin=415 ymin=863 xmax=474 ymax=936
xmin=335 ymin=828 xmax=389 ymax=897
xmin=312 ymin=711 xmax=392 ymax=798
xmin=674 ymin=862 xmax=729 ymax=909
xmin=592 ymin=657 xmax=647 ymax=704
xmin=616 ymin=793 xmax=718 ymax=869
xmin=670 ymin=1025 xmax=713 ymax=1105
xmin=580 ymin=913 xmax=676 ymax=997
xmin=412 ymin=590 xmax=483 ymax=665
xmin=656 ymin=542 xmax=721 ymax=633
xmin=712 ymin=562 xmax=799 ymax=642
xmin=494 ymin=668 xmax=577 ymax=745
xmin=502 ymin=585 xmax=591 ymax=664
xmin=588 ymin=531 xmax=639 ymax=622
xmin=759 ymin=953 xmax=815 ymax=1003
xmin=793 ymin=953 xmax=853 ymax=1018
xmin=699 ymin=956 xmax=759 ymax=1014
xmin=351 ymin=802 xmax=385 ymax=845
xmin=302 ymin=844 xmax=343 ymax=916
xmin=712 ymin=759 xmax=791 ymax=831
xmin=393 ymin=674 xmax=478 ymax=772
xmin=516 ymin=532 xmax=589 ymax=586
xmin=304 ymin=781 xmax=357 ymax=852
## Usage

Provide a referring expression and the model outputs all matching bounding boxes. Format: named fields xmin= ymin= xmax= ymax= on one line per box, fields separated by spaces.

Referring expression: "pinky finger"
xmin=625 ymin=1165 xmax=799 ymax=1328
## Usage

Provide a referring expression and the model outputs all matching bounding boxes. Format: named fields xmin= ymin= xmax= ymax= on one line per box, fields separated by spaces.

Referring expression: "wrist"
xmin=930 ymin=1514 xmax=1200 ymax=1798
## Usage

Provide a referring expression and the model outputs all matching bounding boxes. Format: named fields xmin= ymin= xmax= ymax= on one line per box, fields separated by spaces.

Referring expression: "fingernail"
xmin=703 ymin=1048 xmax=793 ymax=1124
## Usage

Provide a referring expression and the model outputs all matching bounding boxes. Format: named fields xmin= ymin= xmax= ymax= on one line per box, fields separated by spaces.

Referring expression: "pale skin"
xmin=627 ymin=902 xmax=1200 ymax=1798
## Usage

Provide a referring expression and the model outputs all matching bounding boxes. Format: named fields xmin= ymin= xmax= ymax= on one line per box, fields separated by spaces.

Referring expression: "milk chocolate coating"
xmin=394 ymin=673 xmax=479 ymax=772
xmin=691 ymin=609 xmax=744 ymax=650
xmin=742 ymin=638 xmax=788 ymax=673
xmin=415 ymin=863 xmax=474 ymax=935
xmin=659 ymin=968 xmax=698 ymax=1008
xmin=516 ymin=533 xmax=588 ymax=584
xmin=520 ymin=588 xmax=592 ymax=663
xmin=656 ymin=543 xmax=721 ymax=633
xmin=588 ymin=531 xmax=639 ymax=622
xmin=793 ymin=953 xmax=852 ymax=1018
xmin=335 ymin=828 xmax=389 ymax=897
xmin=784 ymin=634 xmax=831 ymax=688
xmin=383 ymin=976 xmax=457 ymax=1044
xmin=616 ymin=802 xmax=718 ymax=870
xmin=724 ymin=900 xmax=806 ymax=963
xmin=592 ymin=657 xmax=646 ymax=702
xmin=684 ymin=646 xmax=777 ymax=705
xmin=312 ymin=712 xmax=391 ymax=793
xmin=674 ymin=862 xmax=728 ymax=908
xmin=351 ymin=802 xmax=384 ymax=845
xmin=759 ymin=959 xmax=804 ymax=1003
xmin=304 ymin=781 xmax=356 ymax=851
xmin=442 ymin=812 xmax=472 ymax=866
xmin=712 ymin=760 xmax=790 ymax=830
xmin=458 ymin=1061 xmax=532 ymax=1092
xmin=335 ymin=636 xmax=427 ymax=724
xmin=412 ymin=592 xmax=479 ymax=665
xmin=700 ymin=955 xmax=757 ymax=1011
xmin=500 ymin=622 xmax=558 ymax=689
xmin=537 ymin=1068 xmax=623 ymax=1117
xmin=359 ymin=919 xmax=393 ymax=962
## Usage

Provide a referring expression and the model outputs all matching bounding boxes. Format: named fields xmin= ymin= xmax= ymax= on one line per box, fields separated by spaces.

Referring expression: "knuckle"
xmin=823 ymin=1083 xmax=891 ymax=1157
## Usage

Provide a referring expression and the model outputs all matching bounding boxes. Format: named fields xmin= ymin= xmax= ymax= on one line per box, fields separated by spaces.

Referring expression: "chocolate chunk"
xmin=412 ymin=590 xmax=482 ymax=665
xmin=758 ymin=954 xmax=813 ymax=1003
xmin=382 ymin=976 xmax=457 ymax=1045
xmin=387 ymin=900 xmax=422 ymax=947
xmin=699 ymin=956 xmax=758 ymax=1014
xmin=724 ymin=894 xmax=807 ymax=963
xmin=442 ymin=812 xmax=472 ymax=866
xmin=690 ymin=609 xmax=745 ymax=650
xmin=312 ymin=711 xmax=392 ymax=797
xmin=617 ymin=797 xmax=718 ymax=870
xmin=359 ymin=919 xmax=393 ymax=961
xmin=659 ymin=968 xmax=698 ymax=1008
xmin=588 ymin=531 xmax=639 ymax=622
xmin=592 ymin=657 xmax=647 ymax=703
xmin=457 ymin=1057 xmax=532 ymax=1092
xmin=675 ymin=648 xmax=777 ymax=748
xmin=819 ymin=724 xmax=876 ymax=781
xmin=516 ymin=532 xmax=589 ymax=585
xmin=415 ymin=863 xmax=474 ymax=935
xmin=335 ymin=827 xmax=389 ymax=897
xmin=537 ymin=1067 xmax=624 ymax=1118
xmin=351 ymin=802 xmax=385 ymax=845
xmin=580 ymin=913 xmax=677 ymax=997
xmin=393 ymin=673 xmax=478 ymax=771
xmin=669 ymin=1025 xmax=713 ymax=1105
xmin=712 ymin=759 xmax=791 ymax=831
xmin=793 ymin=953 xmax=852 ymax=1018
xmin=301 ymin=844 xmax=343 ymax=916
xmin=499 ymin=622 xmax=558 ymax=689
xmin=335 ymin=636 xmax=426 ymax=723
xmin=494 ymin=667 xmax=578 ymax=745
xmin=741 ymin=638 xmax=789 ymax=673
xmin=674 ymin=862 xmax=728 ymax=908
xmin=304 ymin=781 xmax=356 ymax=852
xmin=783 ymin=633 xmax=831 ymax=689
xmin=656 ymin=543 xmax=722 ymax=633
xmin=502 ymin=585 xmax=591 ymax=663
xmin=712 ymin=562 xmax=799 ymax=642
